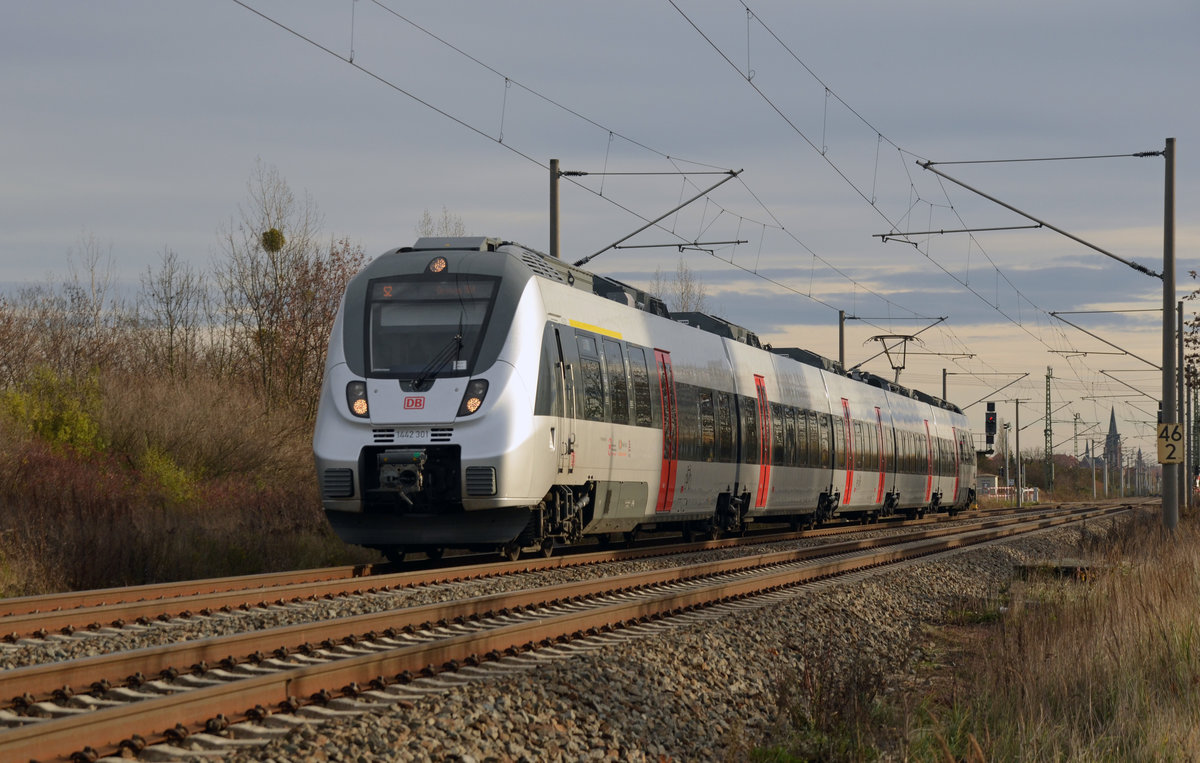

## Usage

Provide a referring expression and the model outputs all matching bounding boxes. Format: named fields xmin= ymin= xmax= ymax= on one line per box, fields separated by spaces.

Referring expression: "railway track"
xmin=0 ymin=505 xmax=1041 ymax=644
xmin=0 ymin=502 xmax=1133 ymax=762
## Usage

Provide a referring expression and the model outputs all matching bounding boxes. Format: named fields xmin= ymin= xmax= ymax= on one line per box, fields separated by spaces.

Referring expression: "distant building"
xmin=1103 ymin=407 xmax=1122 ymax=471
xmin=1080 ymin=440 xmax=1099 ymax=470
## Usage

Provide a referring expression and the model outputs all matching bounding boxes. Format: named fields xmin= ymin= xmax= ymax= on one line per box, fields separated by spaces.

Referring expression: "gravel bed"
xmin=0 ymin=518 xmax=983 ymax=671
xmin=178 ymin=513 xmax=1127 ymax=763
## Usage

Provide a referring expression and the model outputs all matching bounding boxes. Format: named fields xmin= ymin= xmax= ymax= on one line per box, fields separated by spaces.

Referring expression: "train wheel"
xmin=500 ymin=543 xmax=521 ymax=562
xmin=383 ymin=547 xmax=405 ymax=564
xmin=539 ymin=539 xmax=555 ymax=558
xmin=426 ymin=547 xmax=444 ymax=561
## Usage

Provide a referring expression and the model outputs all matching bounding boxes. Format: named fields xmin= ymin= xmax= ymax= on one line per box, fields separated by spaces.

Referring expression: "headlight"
xmin=457 ymin=379 xmax=489 ymax=416
xmin=346 ymin=381 xmax=369 ymax=418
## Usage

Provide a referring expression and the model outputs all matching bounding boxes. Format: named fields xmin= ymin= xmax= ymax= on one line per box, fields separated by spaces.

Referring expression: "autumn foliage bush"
xmin=0 ymin=164 xmax=377 ymax=595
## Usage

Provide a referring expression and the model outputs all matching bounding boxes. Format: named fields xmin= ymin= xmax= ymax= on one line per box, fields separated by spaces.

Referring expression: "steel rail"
xmin=0 ymin=505 xmax=1131 ymax=761
xmin=0 ymin=565 xmax=376 ymax=619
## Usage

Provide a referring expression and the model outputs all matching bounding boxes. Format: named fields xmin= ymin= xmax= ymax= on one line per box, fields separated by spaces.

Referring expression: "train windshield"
xmin=366 ymin=275 xmax=499 ymax=379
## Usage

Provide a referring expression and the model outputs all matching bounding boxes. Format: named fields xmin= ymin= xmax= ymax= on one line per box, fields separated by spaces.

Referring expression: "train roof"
xmin=398 ymin=237 xmax=961 ymax=414
xmin=671 ymin=312 xmax=762 ymax=348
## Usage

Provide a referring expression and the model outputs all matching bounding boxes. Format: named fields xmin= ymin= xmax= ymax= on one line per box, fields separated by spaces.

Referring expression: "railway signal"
xmin=985 ymin=402 xmax=997 ymax=446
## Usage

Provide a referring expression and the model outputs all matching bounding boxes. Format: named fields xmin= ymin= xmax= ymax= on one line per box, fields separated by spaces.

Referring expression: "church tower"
xmin=1103 ymin=407 xmax=1121 ymax=470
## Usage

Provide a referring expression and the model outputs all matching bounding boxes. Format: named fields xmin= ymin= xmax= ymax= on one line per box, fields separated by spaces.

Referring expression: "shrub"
xmin=0 ymin=367 xmax=105 ymax=454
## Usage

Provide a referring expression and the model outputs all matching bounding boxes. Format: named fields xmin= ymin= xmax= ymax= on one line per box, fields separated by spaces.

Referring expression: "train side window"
xmin=576 ymin=335 xmax=604 ymax=422
xmin=781 ymin=407 xmax=797 ymax=467
xmin=806 ymin=411 xmax=819 ymax=467
xmin=675 ymin=384 xmax=699 ymax=461
xmin=882 ymin=421 xmax=893 ymax=468
xmin=797 ymin=409 xmax=809 ymax=467
xmin=831 ymin=415 xmax=844 ymax=470
xmin=698 ymin=389 xmax=715 ymax=461
xmin=715 ymin=390 xmax=733 ymax=463
xmin=628 ymin=347 xmax=653 ymax=427
xmin=741 ymin=395 xmax=759 ymax=464
xmin=602 ymin=339 xmax=629 ymax=425
xmin=853 ymin=421 xmax=864 ymax=470
xmin=866 ymin=420 xmax=876 ymax=468
xmin=772 ymin=403 xmax=788 ymax=466
xmin=534 ymin=325 xmax=563 ymax=417
xmin=818 ymin=413 xmax=832 ymax=468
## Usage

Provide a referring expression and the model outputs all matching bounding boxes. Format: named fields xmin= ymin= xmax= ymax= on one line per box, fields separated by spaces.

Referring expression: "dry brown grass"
xmin=909 ymin=509 xmax=1200 ymax=761
xmin=98 ymin=370 xmax=312 ymax=482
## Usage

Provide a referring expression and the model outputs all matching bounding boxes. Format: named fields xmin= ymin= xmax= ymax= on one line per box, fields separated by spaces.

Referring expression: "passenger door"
xmin=553 ymin=327 xmax=575 ymax=474
xmin=654 ymin=349 xmax=678 ymax=512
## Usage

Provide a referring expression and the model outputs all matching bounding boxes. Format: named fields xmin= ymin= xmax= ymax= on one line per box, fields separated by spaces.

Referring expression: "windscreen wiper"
xmin=412 ymin=332 xmax=463 ymax=390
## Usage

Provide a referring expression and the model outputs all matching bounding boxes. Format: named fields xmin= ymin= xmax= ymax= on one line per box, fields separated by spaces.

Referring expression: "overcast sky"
xmin=3 ymin=1 xmax=1197 ymax=463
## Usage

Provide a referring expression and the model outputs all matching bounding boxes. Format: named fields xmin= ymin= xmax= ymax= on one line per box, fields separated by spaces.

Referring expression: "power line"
xmin=230 ymin=0 xmax=948 ymax=328
xmin=231 ymin=1 xmax=1155 ymax=446
xmin=668 ymin=1 xmax=1164 ymax=448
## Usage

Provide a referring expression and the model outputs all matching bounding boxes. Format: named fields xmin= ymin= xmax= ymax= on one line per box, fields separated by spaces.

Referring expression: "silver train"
xmin=314 ymin=237 xmax=977 ymax=560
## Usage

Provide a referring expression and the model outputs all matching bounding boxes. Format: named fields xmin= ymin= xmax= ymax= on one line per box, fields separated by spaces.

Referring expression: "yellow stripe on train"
xmin=568 ymin=319 xmax=622 ymax=339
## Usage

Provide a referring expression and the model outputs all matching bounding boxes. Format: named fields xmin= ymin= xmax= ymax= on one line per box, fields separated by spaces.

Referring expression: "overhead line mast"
xmin=1045 ymin=367 xmax=1053 ymax=494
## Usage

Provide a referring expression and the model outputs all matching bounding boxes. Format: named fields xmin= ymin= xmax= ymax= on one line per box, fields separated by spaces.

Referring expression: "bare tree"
xmin=651 ymin=256 xmax=709 ymax=313
xmin=213 ymin=160 xmax=323 ymax=400
xmin=137 ymin=247 xmax=208 ymax=378
xmin=0 ymin=294 xmax=38 ymax=388
xmin=213 ymin=160 xmax=365 ymax=418
xmin=416 ymin=206 xmax=468 ymax=238
xmin=0 ymin=233 xmax=129 ymax=383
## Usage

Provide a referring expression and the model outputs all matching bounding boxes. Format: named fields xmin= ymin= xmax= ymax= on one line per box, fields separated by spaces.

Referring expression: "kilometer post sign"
xmin=1157 ymin=422 xmax=1184 ymax=464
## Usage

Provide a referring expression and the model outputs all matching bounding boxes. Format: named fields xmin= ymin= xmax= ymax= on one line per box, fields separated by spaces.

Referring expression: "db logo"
xmin=403 ymin=397 xmax=425 ymax=410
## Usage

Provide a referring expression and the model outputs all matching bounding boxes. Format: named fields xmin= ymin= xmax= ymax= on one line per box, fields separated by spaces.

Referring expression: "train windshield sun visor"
xmin=366 ymin=275 xmax=498 ymax=379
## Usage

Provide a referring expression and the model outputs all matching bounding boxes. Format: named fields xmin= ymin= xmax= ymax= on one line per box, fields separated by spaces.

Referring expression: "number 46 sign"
xmin=1157 ymin=422 xmax=1184 ymax=464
